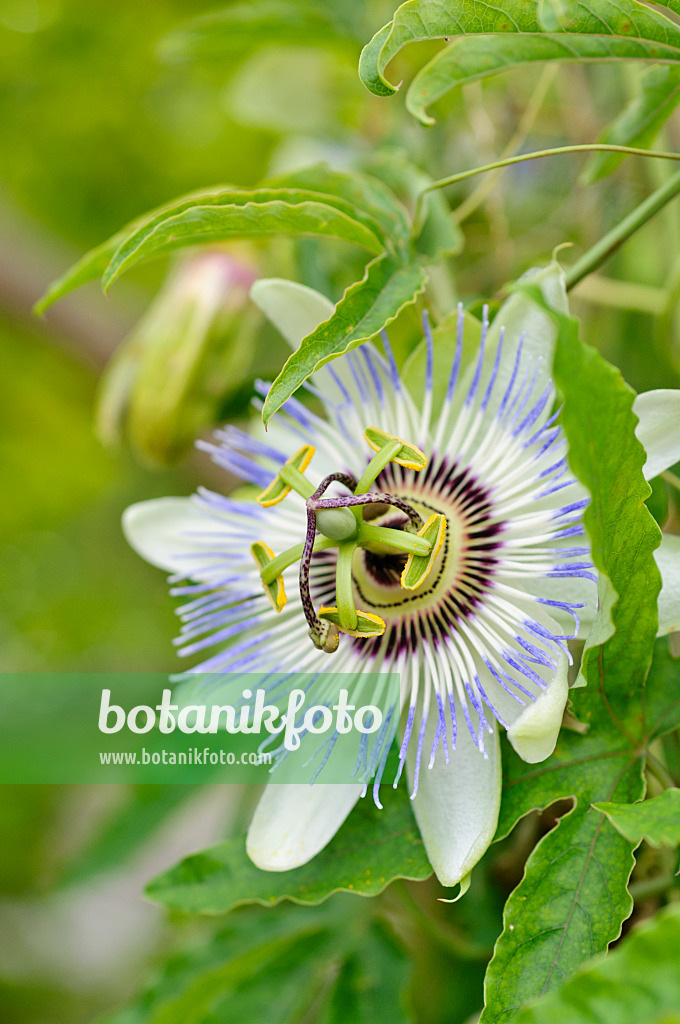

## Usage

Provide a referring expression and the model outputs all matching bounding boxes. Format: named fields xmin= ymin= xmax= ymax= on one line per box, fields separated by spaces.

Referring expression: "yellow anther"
xmin=250 ymin=541 xmax=287 ymax=612
xmin=401 ymin=513 xmax=446 ymax=591
xmin=256 ymin=445 xmax=315 ymax=507
xmin=318 ymin=606 xmax=386 ymax=638
xmin=363 ymin=427 xmax=428 ymax=471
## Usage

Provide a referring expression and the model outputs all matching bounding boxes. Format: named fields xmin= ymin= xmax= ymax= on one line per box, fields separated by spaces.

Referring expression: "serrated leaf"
xmin=359 ymin=0 xmax=680 ymax=124
xmin=146 ymin=785 xmax=431 ymax=914
xmin=262 ymin=254 xmax=427 ymax=424
xmin=480 ymin=292 xmax=663 ymax=1021
xmin=267 ymin=162 xmax=412 ymax=254
xmin=582 ymin=65 xmax=680 ymax=183
xmin=513 ymin=903 xmax=680 ymax=1024
xmin=407 ymin=34 xmax=680 ymax=126
xmin=102 ymin=189 xmax=385 ymax=291
xmin=595 ymin=789 xmax=680 ymax=847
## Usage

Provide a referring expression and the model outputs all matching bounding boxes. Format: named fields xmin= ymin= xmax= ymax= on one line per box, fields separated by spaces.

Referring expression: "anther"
xmin=257 ymin=445 xmax=315 ymax=506
xmin=250 ymin=541 xmax=287 ymax=611
xmin=355 ymin=427 xmax=428 ymax=494
xmin=401 ymin=513 xmax=447 ymax=590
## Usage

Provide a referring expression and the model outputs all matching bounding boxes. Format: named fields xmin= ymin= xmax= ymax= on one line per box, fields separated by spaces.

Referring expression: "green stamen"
xmin=278 ymin=463 xmax=315 ymax=499
xmin=260 ymin=537 xmax=335 ymax=586
xmin=254 ymin=424 xmax=440 ymax=651
xmin=355 ymin=439 xmax=403 ymax=495
xmin=359 ymin=523 xmax=432 ymax=557
xmin=257 ymin=444 xmax=315 ymax=506
xmin=335 ymin=541 xmax=358 ymax=630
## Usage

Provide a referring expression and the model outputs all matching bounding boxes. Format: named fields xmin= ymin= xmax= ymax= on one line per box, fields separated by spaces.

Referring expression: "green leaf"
xmin=33 ymin=184 xmax=232 ymax=314
xmin=595 ymin=789 xmax=680 ymax=846
xmin=262 ymin=254 xmax=427 ymax=425
xmin=480 ymin=293 xmax=663 ymax=1021
xmin=359 ymin=0 xmax=680 ymax=124
xmin=407 ymin=34 xmax=680 ymax=126
xmin=582 ymin=65 xmax=680 ymax=183
xmin=513 ymin=903 xmax=680 ymax=1024
xmin=267 ymin=162 xmax=412 ymax=254
xmin=103 ymin=189 xmax=385 ymax=292
xmin=146 ymin=784 xmax=431 ymax=914
xmin=159 ymin=1 xmax=356 ymax=64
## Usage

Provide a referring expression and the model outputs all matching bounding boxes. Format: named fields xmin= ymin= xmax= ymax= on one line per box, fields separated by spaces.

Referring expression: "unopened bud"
xmin=96 ymin=248 xmax=259 ymax=466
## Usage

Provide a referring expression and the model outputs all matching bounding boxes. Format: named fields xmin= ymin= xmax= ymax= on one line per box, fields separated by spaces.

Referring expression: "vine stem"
xmin=414 ymin=145 xmax=680 ymax=236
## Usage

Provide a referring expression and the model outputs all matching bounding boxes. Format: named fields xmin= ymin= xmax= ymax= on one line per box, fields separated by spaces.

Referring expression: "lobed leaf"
xmin=407 ymin=34 xmax=680 ymax=126
xmin=102 ymin=189 xmax=386 ymax=292
xmin=104 ymin=904 xmax=414 ymax=1024
xmin=267 ymin=162 xmax=412 ymax=254
xmin=594 ymin=788 xmax=680 ymax=847
xmin=359 ymin=0 xmax=680 ymax=124
xmin=481 ymin=289 xmax=663 ymax=1021
xmin=262 ymin=254 xmax=427 ymax=424
xmin=513 ymin=903 xmax=680 ymax=1024
xmin=146 ymin=784 xmax=432 ymax=914
xmin=365 ymin=148 xmax=463 ymax=257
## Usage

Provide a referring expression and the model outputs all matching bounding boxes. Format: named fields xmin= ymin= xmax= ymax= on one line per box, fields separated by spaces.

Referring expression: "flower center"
xmin=250 ymin=428 xmax=447 ymax=653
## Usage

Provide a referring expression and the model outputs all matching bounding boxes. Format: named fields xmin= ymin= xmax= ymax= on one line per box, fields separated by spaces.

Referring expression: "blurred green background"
xmin=2 ymin=1 xmax=680 ymax=1021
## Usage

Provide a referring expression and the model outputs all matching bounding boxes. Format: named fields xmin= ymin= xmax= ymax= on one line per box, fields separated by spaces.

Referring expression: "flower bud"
xmin=96 ymin=248 xmax=259 ymax=466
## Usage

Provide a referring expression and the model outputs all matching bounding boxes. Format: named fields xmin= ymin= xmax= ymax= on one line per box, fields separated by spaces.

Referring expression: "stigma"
xmin=250 ymin=428 xmax=446 ymax=652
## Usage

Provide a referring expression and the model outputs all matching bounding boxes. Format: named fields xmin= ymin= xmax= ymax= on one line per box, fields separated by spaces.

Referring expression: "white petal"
xmin=656 ymin=533 xmax=680 ymax=635
xmin=506 ymin=665 xmax=568 ymax=763
xmin=250 ymin=278 xmax=334 ymax=349
xmin=525 ymin=573 xmax=598 ymax=640
xmin=122 ymin=497 xmax=220 ymax=575
xmin=246 ymin=782 xmax=363 ymax=871
xmin=473 ymin=603 xmax=570 ymax=762
xmin=633 ymin=389 xmax=680 ymax=480
xmin=407 ymin=719 xmax=501 ymax=888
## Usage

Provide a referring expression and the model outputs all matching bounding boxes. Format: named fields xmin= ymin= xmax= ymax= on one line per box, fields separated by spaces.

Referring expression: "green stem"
xmin=359 ymin=523 xmax=431 ymax=556
xmin=414 ymin=145 xmax=680 ymax=236
xmin=335 ymin=542 xmax=358 ymax=630
xmin=565 ymin=170 xmax=680 ymax=291
xmin=355 ymin=440 xmax=402 ymax=496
